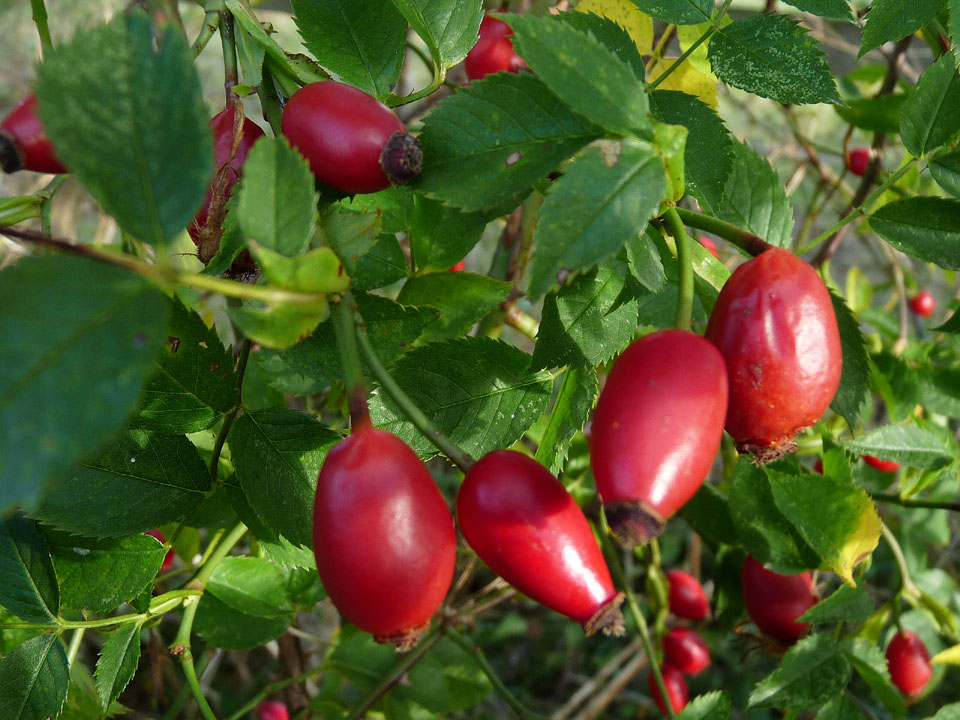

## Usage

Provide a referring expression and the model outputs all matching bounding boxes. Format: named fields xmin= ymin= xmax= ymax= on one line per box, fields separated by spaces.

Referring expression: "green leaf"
xmin=841 ymin=637 xmax=906 ymax=718
xmin=675 ymin=691 xmax=732 ymax=720
xmin=504 ymin=14 xmax=650 ymax=137
xmin=391 ymin=0 xmax=483 ymax=70
xmin=749 ymin=634 xmax=851 ymax=709
xmin=35 ymin=12 xmax=211 ymax=245
xmin=47 ymin=533 xmax=165 ymax=614
xmin=402 ymin=637 xmax=493 ymax=712
xmin=532 ymin=260 xmax=640 ymax=369
xmin=94 ymin=622 xmax=141 ymax=711
xmin=355 ymin=234 xmax=408 ymax=290
xmin=927 ymin=705 xmax=960 ymax=720
xmin=833 ymin=94 xmax=908 ymax=134
xmin=815 ymin=694 xmax=866 ymax=720
xmin=929 ymin=148 xmax=960 ymax=197
xmin=870 ymin=198 xmax=960 ymax=270
xmin=237 ymin=137 xmax=316 ymax=256
xmin=32 ymin=430 xmax=212 ymax=537
xmin=717 ymin=141 xmax=794 ymax=247
xmin=800 ymin=583 xmax=875 ymax=624
xmin=231 ymin=408 xmax=340 ymax=547
xmin=207 ymin=556 xmax=293 ymax=618
xmin=558 ymin=10 xmax=646 ymax=77
xmin=0 ymin=254 xmax=169 ymax=511
xmin=369 ymin=337 xmax=553 ymax=460
xmin=0 ymin=634 xmax=69 ymax=720
xmin=844 ymin=424 xmax=957 ymax=469
xmin=416 ymin=72 xmax=601 ymax=212
xmin=291 ymin=0 xmax=407 ymax=100
xmin=918 ymin=365 xmax=960 ymax=416
xmin=860 ymin=0 xmax=946 ymax=58
xmin=952 ymin=0 xmax=960 ymax=70
xmin=526 ymin=140 xmax=666 ymax=300
xmin=194 ymin=592 xmax=290 ymax=650
xmin=679 ymin=483 xmax=739 ymax=547
xmin=133 ymin=296 xmax=237 ymax=433
xmin=628 ymin=0 xmax=712 ymax=25
xmin=0 ymin=517 xmax=59 ymax=623
xmin=626 ymin=228 xmax=667 ymax=293
xmin=901 ymin=53 xmax=960 ymax=157
xmin=409 ymin=198 xmax=488 ymax=273
xmin=318 ymin=204 xmax=383 ymax=276
xmin=397 ymin=272 xmax=511 ymax=342
xmin=830 ymin=291 xmax=870 ymax=428
xmin=534 ymin=367 xmax=598 ymax=475
xmin=781 ymin=0 xmax=853 ymax=20
xmin=709 ymin=14 xmax=839 ymax=105
xmin=650 ymin=90 xmax=733 ymax=215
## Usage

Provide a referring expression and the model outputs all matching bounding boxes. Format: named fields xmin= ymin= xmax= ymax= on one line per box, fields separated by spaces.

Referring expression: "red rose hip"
xmin=910 ymin=291 xmax=935 ymax=318
xmin=257 ymin=700 xmax=289 ymax=720
xmin=705 ymin=248 xmax=842 ymax=462
xmin=312 ymin=421 xmax=456 ymax=649
xmin=863 ymin=455 xmax=900 ymax=473
xmin=741 ymin=555 xmax=816 ymax=645
xmin=648 ymin=663 xmax=689 ymax=714
xmin=665 ymin=569 xmax=710 ymax=621
xmin=0 ymin=94 xmax=67 ymax=174
xmin=145 ymin=529 xmax=174 ymax=572
xmin=590 ymin=330 xmax=728 ymax=546
xmin=663 ymin=627 xmax=710 ymax=675
xmin=847 ymin=147 xmax=870 ymax=177
xmin=282 ymin=81 xmax=422 ymax=194
xmin=699 ymin=235 xmax=720 ymax=258
xmin=886 ymin=629 xmax=932 ymax=697
xmin=456 ymin=450 xmax=625 ymax=636
xmin=464 ymin=14 xmax=527 ymax=81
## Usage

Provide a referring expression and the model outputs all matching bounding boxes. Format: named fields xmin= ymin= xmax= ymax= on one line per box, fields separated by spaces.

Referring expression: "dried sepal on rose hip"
xmin=0 ymin=93 xmax=67 ymax=174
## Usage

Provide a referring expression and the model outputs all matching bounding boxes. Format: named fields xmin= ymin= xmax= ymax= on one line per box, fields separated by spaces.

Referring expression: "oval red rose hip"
xmin=0 ymin=94 xmax=68 ymax=174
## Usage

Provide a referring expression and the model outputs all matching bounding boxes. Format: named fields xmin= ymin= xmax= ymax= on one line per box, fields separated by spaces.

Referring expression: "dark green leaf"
xmin=410 ymin=198 xmax=488 ymax=273
xmin=354 ymin=235 xmax=408 ymax=290
xmin=231 ymin=408 xmax=340 ymax=547
xmin=558 ymin=10 xmax=646 ymax=77
xmin=901 ymin=53 xmax=960 ymax=157
xmin=781 ymin=0 xmax=853 ymax=20
xmin=94 ymin=622 xmax=141 ymax=711
xmin=0 ymin=255 xmax=169 ymax=511
xmin=680 ymin=483 xmax=739 ymax=547
xmin=841 ymin=638 xmax=906 ymax=718
xmin=815 ymin=694 xmax=866 ymax=720
xmin=675 ymin=691 xmax=732 ymax=720
xmin=0 ymin=517 xmax=59 ymax=623
xmin=871 ymin=352 xmax=920 ymax=422
xmin=870 ymin=198 xmax=960 ymax=270
xmin=830 ymin=291 xmax=870 ymax=428
xmin=318 ymin=205 xmax=382 ymax=276
xmin=929 ymin=148 xmax=960 ymax=197
xmin=860 ymin=0 xmax=946 ymax=57
xmin=416 ymin=72 xmax=601 ymax=212
xmin=927 ymin=704 xmax=960 ymax=720
xmin=800 ymin=583 xmax=875 ymax=624
xmin=833 ymin=94 xmax=908 ymax=134
xmin=207 ymin=556 xmax=293 ymax=617
xmin=534 ymin=367 xmax=598 ymax=475
xmin=291 ymin=0 xmax=406 ymax=100
xmin=918 ymin=365 xmax=960 ymax=416
xmin=709 ymin=14 xmax=839 ymax=104
xmin=35 ymin=12 xmax=211 ymax=245
xmin=844 ymin=424 xmax=957 ymax=469
xmin=402 ymin=637 xmax=492 ymax=712
xmin=194 ymin=593 xmax=289 ymax=650
xmin=390 ymin=0 xmax=483 ymax=69
xmin=526 ymin=140 xmax=666 ymax=300
xmin=749 ymin=634 xmax=851 ymax=709
xmin=0 ymin=634 xmax=69 ymax=720
xmin=397 ymin=272 xmax=511 ymax=342
xmin=717 ymin=141 xmax=794 ymax=247
xmin=369 ymin=337 xmax=553 ymax=460
xmin=628 ymin=0 xmax=712 ymax=25
xmin=626 ymin=228 xmax=667 ymax=293
xmin=32 ymin=430 xmax=211 ymax=537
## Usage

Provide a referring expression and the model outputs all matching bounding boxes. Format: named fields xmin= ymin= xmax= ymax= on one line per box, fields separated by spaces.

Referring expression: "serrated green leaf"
xmin=534 ymin=367 xmax=598 ymax=475
xmin=526 ymin=140 xmax=666 ymax=300
xmin=369 ymin=337 xmax=553 ymax=460
xmin=676 ymin=691 xmax=732 ymax=720
xmin=207 ymin=556 xmax=292 ymax=618
xmin=901 ymin=53 xmax=960 ymax=157
xmin=291 ymin=0 xmax=406 ymax=100
xmin=36 ymin=12 xmax=211 ymax=245
xmin=830 ymin=291 xmax=870 ymax=428
xmin=409 ymin=197 xmax=488 ymax=273
xmin=355 ymin=235 xmax=408 ymax=290
xmin=397 ymin=272 xmax=511 ymax=342
xmin=782 ymin=0 xmax=853 ymax=20
xmin=391 ymin=0 xmax=483 ymax=70
xmin=32 ymin=430 xmax=212 ymax=537
xmin=0 ymin=634 xmax=69 ymax=720
xmin=416 ymin=72 xmax=601 ymax=212
xmin=626 ymin=228 xmax=667 ymax=293
xmin=871 ymin=198 xmax=960 ymax=270
xmin=0 ymin=255 xmax=169 ymax=511
xmin=229 ymin=296 xmax=330 ymax=350
xmin=559 ymin=10 xmax=646 ymax=77
xmin=833 ymin=94 xmax=908 ymax=134
xmin=194 ymin=592 xmax=290 ymax=650
xmin=800 ymin=583 xmax=875 ymax=624
xmin=860 ymin=0 xmax=946 ymax=58
xmin=815 ymin=694 xmax=865 ymax=720
xmin=717 ymin=141 xmax=794 ymax=247
xmin=628 ymin=0 xmax=712 ymax=25
xmin=929 ymin=148 xmax=960 ymax=197
xmin=845 ymin=424 xmax=957 ymax=469
xmin=0 ymin=517 xmax=59 ymax=623
xmin=841 ymin=637 xmax=906 ymax=718
xmin=318 ymin=204 xmax=382 ymax=276
xmin=231 ymin=409 xmax=340 ymax=547
xmin=709 ymin=14 xmax=839 ymax=105
xmin=504 ymin=14 xmax=650 ymax=137
xmin=94 ymin=622 xmax=141 ymax=711
xmin=679 ymin=483 xmax=739 ymax=547
xmin=749 ymin=634 xmax=851 ymax=709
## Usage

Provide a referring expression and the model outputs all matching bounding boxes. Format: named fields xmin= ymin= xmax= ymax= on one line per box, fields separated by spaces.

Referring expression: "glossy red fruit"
xmin=910 ymin=291 xmax=935 ymax=318
xmin=886 ymin=629 xmax=932 ymax=697
xmin=464 ymin=15 xmax=527 ymax=81
xmin=449 ymin=259 xmax=466 ymax=272
xmin=863 ymin=455 xmax=900 ymax=473
xmin=457 ymin=450 xmax=625 ymax=636
xmin=698 ymin=235 xmax=720 ymax=259
xmin=648 ymin=663 xmax=689 ymax=715
xmin=145 ymin=529 xmax=174 ymax=572
xmin=663 ymin=627 xmax=710 ymax=675
xmin=741 ymin=555 xmax=816 ymax=645
xmin=312 ymin=421 xmax=456 ymax=649
xmin=848 ymin=147 xmax=870 ymax=176
xmin=257 ymin=700 xmax=290 ymax=720
xmin=0 ymin=94 xmax=67 ymax=174
xmin=590 ymin=330 xmax=728 ymax=545
xmin=282 ymin=81 xmax=421 ymax=194
xmin=704 ymin=248 xmax=842 ymax=462
xmin=189 ymin=106 xmax=265 ymax=260
xmin=665 ymin=570 xmax=710 ymax=621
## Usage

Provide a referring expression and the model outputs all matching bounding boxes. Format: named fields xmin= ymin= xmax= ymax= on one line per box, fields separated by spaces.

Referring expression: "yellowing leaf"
xmin=835 ymin=501 xmax=882 ymax=587
xmin=577 ymin=0 xmax=654 ymax=55
xmin=677 ymin=21 xmax=727 ymax=81
xmin=647 ymin=57 xmax=718 ymax=109
xmin=931 ymin=643 xmax=960 ymax=665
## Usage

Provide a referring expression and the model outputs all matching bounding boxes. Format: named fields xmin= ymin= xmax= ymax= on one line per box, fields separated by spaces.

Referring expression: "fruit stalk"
xmin=331 ymin=292 xmax=369 ymax=428
xmin=672 ymin=208 xmax=775 ymax=257
xmin=30 ymin=0 xmax=52 ymax=53
xmin=663 ymin=207 xmax=694 ymax=331
xmin=220 ymin=9 xmax=239 ymax=99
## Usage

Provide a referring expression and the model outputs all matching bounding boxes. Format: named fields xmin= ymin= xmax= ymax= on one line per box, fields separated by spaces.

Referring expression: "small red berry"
xmin=863 ymin=455 xmax=900 ymax=473
xmin=662 ymin=627 xmax=711 ymax=675
xmin=910 ymin=291 xmax=935 ymax=318
xmin=145 ymin=529 xmax=174 ymax=573
xmin=886 ymin=629 xmax=932 ymax=697
xmin=648 ymin=663 xmax=689 ymax=715
xmin=665 ymin=570 xmax=710 ymax=621
xmin=464 ymin=15 xmax=527 ymax=81
xmin=848 ymin=147 xmax=870 ymax=176
xmin=282 ymin=81 xmax=421 ymax=194
xmin=257 ymin=700 xmax=290 ymax=720
xmin=449 ymin=259 xmax=466 ymax=272
xmin=312 ymin=421 xmax=456 ymax=650
xmin=0 ymin=94 xmax=67 ymax=174
xmin=705 ymin=248 xmax=842 ymax=463
xmin=698 ymin=235 xmax=720 ymax=258
xmin=741 ymin=555 xmax=816 ymax=645
xmin=590 ymin=330 xmax=728 ymax=545
xmin=457 ymin=450 xmax=625 ymax=636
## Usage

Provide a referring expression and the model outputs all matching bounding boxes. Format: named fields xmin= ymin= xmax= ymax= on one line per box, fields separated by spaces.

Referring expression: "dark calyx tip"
xmin=584 ymin=591 xmax=626 ymax=637
xmin=380 ymin=131 xmax=423 ymax=186
xmin=604 ymin=500 xmax=665 ymax=547
xmin=738 ymin=435 xmax=798 ymax=465
xmin=0 ymin=131 xmax=23 ymax=174
xmin=374 ymin=620 xmax=430 ymax=652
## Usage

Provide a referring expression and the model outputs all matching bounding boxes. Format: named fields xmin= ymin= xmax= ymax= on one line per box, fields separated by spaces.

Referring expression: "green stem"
xmin=880 ymin=522 xmax=920 ymax=598
xmin=259 ymin=67 xmax=286 ymax=135
xmin=333 ymin=292 xmax=369 ymax=428
xmin=673 ymin=208 xmax=774 ymax=257
xmin=872 ymin=493 xmax=960 ymax=513
xmin=220 ymin=10 xmax=239 ymax=101
xmin=66 ymin=628 xmax=84 ymax=667
xmin=663 ymin=207 xmax=694 ymax=332
xmin=206 ymin=340 xmax=252 ymax=479
xmin=30 ymin=0 xmax=53 ymax=54
xmin=191 ymin=11 xmax=221 ymax=58
xmin=502 ymin=300 xmax=539 ymax=340
xmin=647 ymin=0 xmax=732 ymax=91
xmin=37 ymin=175 xmax=66 ymax=237
xmin=161 ymin=653 xmax=213 ymax=720
xmin=444 ymin=627 xmax=549 ymax=720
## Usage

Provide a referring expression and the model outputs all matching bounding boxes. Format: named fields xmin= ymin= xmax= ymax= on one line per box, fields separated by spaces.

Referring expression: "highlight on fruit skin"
xmin=740 ymin=555 xmax=817 ymax=645
xmin=910 ymin=291 xmax=935 ymax=318
xmin=0 ymin=93 xmax=68 ymax=174
xmin=885 ymin=629 xmax=933 ymax=698
xmin=665 ymin=569 xmax=710 ymax=621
